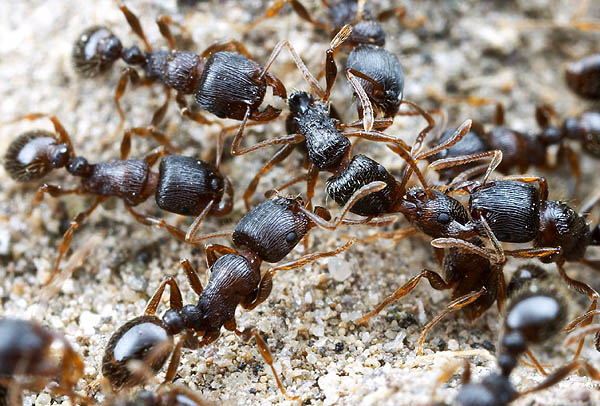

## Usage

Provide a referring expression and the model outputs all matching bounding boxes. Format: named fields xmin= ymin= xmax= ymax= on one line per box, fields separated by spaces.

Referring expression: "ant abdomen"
xmin=81 ymin=159 xmax=157 ymax=206
xmin=195 ymin=52 xmax=270 ymax=120
xmin=72 ymin=26 xmax=123 ymax=77
xmin=469 ymin=181 xmax=541 ymax=243
xmin=535 ymin=200 xmax=590 ymax=263
xmin=3 ymin=130 xmax=70 ymax=181
xmin=232 ymin=198 xmax=310 ymax=263
xmin=156 ymin=155 xmax=227 ymax=216
xmin=102 ymin=315 xmax=173 ymax=390
xmin=326 ymin=154 xmax=397 ymax=216
xmin=345 ymin=44 xmax=404 ymax=117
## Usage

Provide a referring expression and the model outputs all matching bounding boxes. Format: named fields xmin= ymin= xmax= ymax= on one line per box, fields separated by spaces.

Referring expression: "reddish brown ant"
xmin=3 ymin=114 xmax=233 ymax=286
xmin=102 ymin=181 xmax=391 ymax=398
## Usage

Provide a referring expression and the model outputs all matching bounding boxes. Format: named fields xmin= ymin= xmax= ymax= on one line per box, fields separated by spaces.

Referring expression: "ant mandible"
xmin=3 ymin=114 xmax=233 ymax=286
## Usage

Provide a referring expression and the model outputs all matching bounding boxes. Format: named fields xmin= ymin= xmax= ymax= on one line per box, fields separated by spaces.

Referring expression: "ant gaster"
xmin=73 ymin=3 xmax=286 ymax=134
xmin=3 ymin=115 xmax=233 ymax=286
xmin=565 ymin=53 xmax=600 ymax=101
xmin=102 ymin=181 xmax=390 ymax=397
xmin=0 ymin=318 xmax=87 ymax=406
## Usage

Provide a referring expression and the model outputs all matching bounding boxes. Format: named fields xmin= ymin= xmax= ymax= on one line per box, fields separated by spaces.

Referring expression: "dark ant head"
xmin=72 ymin=26 xmax=123 ymax=77
xmin=288 ymin=91 xmax=315 ymax=115
xmin=455 ymin=373 xmax=516 ymax=406
xmin=4 ymin=131 xmax=70 ymax=181
xmin=102 ymin=315 xmax=174 ymax=390
xmin=156 ymin=155 xmax=229 ymax=216
xmin=232 ymin=197 xmax=310 ymax=263
xmin=398 ymin=189 xmax=472 ymax=238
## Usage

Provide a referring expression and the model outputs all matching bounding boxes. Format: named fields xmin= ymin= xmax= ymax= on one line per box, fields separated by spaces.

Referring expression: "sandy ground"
xmin=1 ymin=0 xmax=600 ymax=405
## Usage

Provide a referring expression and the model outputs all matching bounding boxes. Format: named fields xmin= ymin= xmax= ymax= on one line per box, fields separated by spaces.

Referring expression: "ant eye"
xmin=286 ymin=232 xmax=297 ymax=243
xmin=437 ymin=213 xmax=451 ymax=224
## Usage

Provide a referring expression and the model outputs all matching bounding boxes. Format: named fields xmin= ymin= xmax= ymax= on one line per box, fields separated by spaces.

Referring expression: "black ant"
xmin=249 ymin=0 xmax=422 ymax=121
xmin=565 ymin=53 xmax=600 ymax=101
xmin=0 ymin=318 xmax=89 ymax=406
xmin=72 ymin=3 xmax=287 ymax=136
xmin=441 ymin=276 xmax=600 ymax=406
xmin=230 ymin=25 xmax=435 ymax=210
xmin=3 ymin=114 xmax=233 ymax=285
xmin=101 ymin=181 xmax=390 ymax=398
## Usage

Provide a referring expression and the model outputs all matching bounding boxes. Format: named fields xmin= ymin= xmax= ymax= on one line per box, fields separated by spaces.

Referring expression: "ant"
xmin=565 ymin=53 xmax=600 ymax=101
xmin=0 ymin=318 xmax=88 ymax=406
xmin=3 ymin=114 xmax=233 ymax=285
xmin=440 ymin=276 xmax=600 ymax=406
xmin=73 ymin=3 xmax=287 ymax=136
xmin=230 ymin=25 xmax=435 ymax=210
xmin=249 ymin=0 xmax=421 ymax=121
xmin=102 ymin=181 xmax=390 ymax=398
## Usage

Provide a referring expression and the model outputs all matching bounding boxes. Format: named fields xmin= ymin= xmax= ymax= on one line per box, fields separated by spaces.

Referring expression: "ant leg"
xmin=305 ymin=164 xmax=319 ymax=210
xmin=266 ymin=240 xmax=353 ymax=275
xmin=117 ymin=3 xmax=152 ymax=51
xmin=184 ymin=200 xmax=215 ymax=242
xmin=357 ymin=269 xmax=451 ymax=325
xmin=145 ymin=276 xmax=184 ymax=315
xmin=205 ymin=244 xmax=239 ymax=267
xmin=125 ymin=205 xmax=189 ymax=242
xmin=417 ymin=288 xmax=487 ymax=355
xmin=143 ymin=146 xmax=169 ymax=167
xmin=499 ymin=175 xmax=549 ymax=201
xmin=120 ymin=127 xmax=178 ymax=160
xmin=324 ymin=25 xmax=352 ymax=102
xmin=162 ymin=338 xmax=184 ymax=384
xmin=561 ymin=144 xmax=582 ymax=197
xmin=231 ymin=123 xmax=304 ymax=156
xmin=518 ymin=359 xmax=600 ymax=398
xmin=260 ymin=40 xmax=325 ymax=99
xmin=296 ymin=181 xmax=388 ymax=230
xmin=31 ymin=184 xmax=85 ymax=210
xmin=415 ymin=119 xmax=472 ymax=161
xmin=113 ymin=67 xmax=140 ymax=138
xmin=149 ymin=87 xmax=171 ymax=130
xmin=430 ymin=150 xmax=503 ymax=187
xmin=431 ymin=238 xmax=503 ymax=264
xmin=272 ymin=172 xmax=310 ymax=194
xmin=524 ymin=349 xmax=548 ymax=375
xmin=556 ymin=261 xmax=599 ymax=358
xmin=44 ymin=196 xmax=106 ymax=286
xmin=242 ymin=143 xmax=297 ymax=211
xmin=156 ymin=16 xmax=178 ymax=50
xmin=241 ymin=270 xmax=274 ymax=311
xmin=179 ymin=258 xmax=204 ymax=296
xmin=225 ymin=321 xmax=299 ymax=400
xmin=175 ymin=92 xmax=214 ymax=125
xmin=200 ymin=41 xmax=253 ymax=59
xmin=247 ymin=0 xmax=327 ymax=31
xmin=346 ymin=69 xmax=374 ymax=131
xmin=377 ymin=6 xmax=425 ymax=29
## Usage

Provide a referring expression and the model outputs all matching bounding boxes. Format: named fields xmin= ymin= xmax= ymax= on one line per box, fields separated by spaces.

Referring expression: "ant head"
xmin=455 ymin=373 xmax=515 ymax=406
xmin=102 ymin=315 xmax=174 ymax=390
xmin=232 ymin=198 xmax=310 ymax=263
xmin=4 ymin=130 xmax=70 ymax=182
xmin=72 ymin=26 xmax=123 ymax=77
xmin=398 ymin=189 xmax=472 ymax=238
xmin=288 ymin=91 xmax=314 ymax=115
